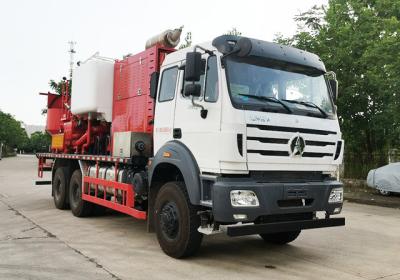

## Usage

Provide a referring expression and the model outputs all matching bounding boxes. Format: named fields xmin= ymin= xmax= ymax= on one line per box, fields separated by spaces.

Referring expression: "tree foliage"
xmin=0 ymin=111 xmax=50 ymax=155
xmin=49 ymin=78 xmax=70 ymax=95
xmin=275 ymin=0 xmax=400 ymax=155
xmin=0 ymin=111 xmax=29 ymax=150
xmin=24 ymin=131 xmax=51 ymax=153
xmin=42 ymin=78 xmax=70 ymax=115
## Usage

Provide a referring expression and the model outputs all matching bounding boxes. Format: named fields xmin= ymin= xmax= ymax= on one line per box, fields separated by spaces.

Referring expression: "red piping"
xmin=81 ymin=117 xmax=91 ymax=153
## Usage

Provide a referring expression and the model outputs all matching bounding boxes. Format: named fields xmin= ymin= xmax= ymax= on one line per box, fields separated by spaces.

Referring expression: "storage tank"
xmin=71 ymin=54 xmax=115 ymax=122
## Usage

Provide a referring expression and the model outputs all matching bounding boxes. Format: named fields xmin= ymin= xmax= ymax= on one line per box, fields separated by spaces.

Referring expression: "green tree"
xmin=26 ymin=131 xmax=51 ymax=153
xmin=275 ymin=0 xmax=400 ymax=156
xmin=49 ymin=78 xmax=70 ymax=95
xmin=42 ymin=78 xmax=70 ymax=115
xmin=0 ymin=111 xmax=29 ymax=152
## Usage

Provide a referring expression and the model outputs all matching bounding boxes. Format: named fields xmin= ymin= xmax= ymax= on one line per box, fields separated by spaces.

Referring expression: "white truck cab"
xmin=149 ymin=35 xmax=344 ymax=258
xmin=154 ymin=36 xmax=343 ymax=175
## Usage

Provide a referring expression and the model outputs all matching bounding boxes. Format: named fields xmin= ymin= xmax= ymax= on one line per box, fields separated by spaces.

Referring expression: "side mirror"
xmin=150 ymin=72 xmax=159 ymax=99
xmin=329 ymin=79 xmax=338 ymax=103
xmin=184 ymin=51 xmax=202 ymax=82
xmin=184 ymin=84 xmax=201 ymax=97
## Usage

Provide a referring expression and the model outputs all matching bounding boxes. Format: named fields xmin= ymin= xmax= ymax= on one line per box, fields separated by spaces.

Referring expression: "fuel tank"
xmin=87 ymin=166 xmax=132 ymax=197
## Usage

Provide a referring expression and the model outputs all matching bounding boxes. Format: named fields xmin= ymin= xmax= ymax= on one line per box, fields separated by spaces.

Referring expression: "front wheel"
xmin=154 ymin=181 xmax=203 ymax=258
xmin=260 ymin=230 xmax=301 ymax=244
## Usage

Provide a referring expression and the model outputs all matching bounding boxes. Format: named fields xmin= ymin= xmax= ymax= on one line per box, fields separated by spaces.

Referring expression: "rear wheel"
xmin=69 ymin=169 xmax=94 ymax=217
xmin=260 ymin=230 xmax=301 ymax=244
xmin=154 ymin=181 xmax=203 ymax=258
xmin=53 ymin=167 xmax=70 ymax=210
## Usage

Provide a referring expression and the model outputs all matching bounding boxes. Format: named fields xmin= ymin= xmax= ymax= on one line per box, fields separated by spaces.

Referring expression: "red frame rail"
xmin=82 ymin=176 xmax=147 ymax=220
xmin=38 ymin=157 xmax=45 ymax=178
xmin=38 ymin=157 xmax=52 ymax=178
xmin=36 ymin=153 xmax=130 ymax=164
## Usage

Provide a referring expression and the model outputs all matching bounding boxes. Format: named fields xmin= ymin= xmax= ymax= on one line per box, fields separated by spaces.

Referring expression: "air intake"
xmin=237 ymin=134 xmax=243 ymax=156
xmin=334 ymin=141 xmax=343 ymax=160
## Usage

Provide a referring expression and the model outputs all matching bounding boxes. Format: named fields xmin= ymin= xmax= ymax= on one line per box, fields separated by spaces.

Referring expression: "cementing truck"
xmin=36 ymin=27 xmax=345 ymax=258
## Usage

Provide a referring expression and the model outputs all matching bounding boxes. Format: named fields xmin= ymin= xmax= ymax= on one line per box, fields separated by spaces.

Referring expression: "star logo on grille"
xmin=290 ymin=134 xmax=306 ymax=157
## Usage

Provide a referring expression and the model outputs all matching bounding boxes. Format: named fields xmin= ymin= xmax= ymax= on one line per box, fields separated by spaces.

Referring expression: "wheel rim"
xmin=160 ymin=202 xmax=180 ymax=240
xmin=71 ymin=182 xmax=80 ymax=207
xmin=54 ymin=179 xmax=61 ymax=200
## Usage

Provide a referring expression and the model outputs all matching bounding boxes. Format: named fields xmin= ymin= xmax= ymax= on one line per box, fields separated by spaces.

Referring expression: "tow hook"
xmin=197 ymin=210 xmax=222 ymax=235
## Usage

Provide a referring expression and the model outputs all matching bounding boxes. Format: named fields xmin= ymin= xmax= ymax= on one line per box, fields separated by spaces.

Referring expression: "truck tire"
xmin=154 ymin=181 xmax=203 ymax=258
xmin=69 ymin=169 xmax=94 ymax=217
xmin=260 ymin=230 xmax=301 ymax=245
xmin=53 ymin=167 xmax=70 ymax=210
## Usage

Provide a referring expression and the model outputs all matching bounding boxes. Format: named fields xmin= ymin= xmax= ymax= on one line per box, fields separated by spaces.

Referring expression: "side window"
xmin=204 ymin=56 xmax=219 ymax=102
xmin=158 ymin=67 xmax=178 ymax=102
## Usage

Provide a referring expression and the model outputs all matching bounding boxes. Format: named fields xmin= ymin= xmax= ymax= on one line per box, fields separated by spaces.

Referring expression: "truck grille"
xmin=246 ymin=124 xmax=337 ymax=159
xmin=247 ymin=124 xmax=337 ymax=135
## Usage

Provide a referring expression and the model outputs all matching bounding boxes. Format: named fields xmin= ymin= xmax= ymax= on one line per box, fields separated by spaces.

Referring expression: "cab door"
xmin=153 ymin=65 xmax=179 ymax=154
xmin=173 ymin=55 xmax=222 ymax=173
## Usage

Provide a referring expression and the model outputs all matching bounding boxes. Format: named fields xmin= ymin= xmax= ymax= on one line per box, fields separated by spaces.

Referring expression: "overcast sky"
xmin=0 ymin=0 xmax=328 ymax=126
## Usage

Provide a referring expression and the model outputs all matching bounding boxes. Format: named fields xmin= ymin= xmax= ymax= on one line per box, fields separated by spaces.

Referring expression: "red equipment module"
xmin=44 ymin=93 xmax=63 ymax=135
xmin=112 ymin=45 xmax=174 ymax=134
xmin=42 ymin=80 xmax=111 ymax=155
xmin=42 ymin=45 xmax=175 ymax=157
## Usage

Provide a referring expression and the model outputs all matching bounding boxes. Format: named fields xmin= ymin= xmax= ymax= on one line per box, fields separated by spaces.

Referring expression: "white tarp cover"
xmin=367 ymin=163 xmax=400 ymax=193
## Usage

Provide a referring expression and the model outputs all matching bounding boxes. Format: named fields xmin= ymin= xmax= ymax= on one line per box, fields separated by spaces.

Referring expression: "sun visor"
xmin=212 ymin=35 xmax=326 ymax=74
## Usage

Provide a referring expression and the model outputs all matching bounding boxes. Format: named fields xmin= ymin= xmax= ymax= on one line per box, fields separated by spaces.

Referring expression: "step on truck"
xmin=36 ymin=27 xmax=345 ymax=258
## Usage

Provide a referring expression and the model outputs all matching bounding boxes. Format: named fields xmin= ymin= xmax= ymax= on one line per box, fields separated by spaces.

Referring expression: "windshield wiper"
xmin=282 ymin=99 xmax=328 ymax=118
xmin=238 ymin=94 xmax=292 ymax=114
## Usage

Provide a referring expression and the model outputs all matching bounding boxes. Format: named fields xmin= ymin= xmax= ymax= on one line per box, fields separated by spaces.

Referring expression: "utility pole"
xmin=68 ymin=41 xmax=76 ymax=80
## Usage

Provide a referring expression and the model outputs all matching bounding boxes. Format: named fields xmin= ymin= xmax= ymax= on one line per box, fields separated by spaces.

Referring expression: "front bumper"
xmin=226 ymin=217 xmax=345 ymax=237
xmin=212 ymin=177 xmax=344 ymax=223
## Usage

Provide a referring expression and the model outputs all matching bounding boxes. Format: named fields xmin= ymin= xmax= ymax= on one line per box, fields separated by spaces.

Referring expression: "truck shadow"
xmin=201 ymin=235 xmax=291 ymax=255
xmin=90 ymin=209 xmax=324 ymax=263
xmin=186 ymin=235 xmax=319 ymax=270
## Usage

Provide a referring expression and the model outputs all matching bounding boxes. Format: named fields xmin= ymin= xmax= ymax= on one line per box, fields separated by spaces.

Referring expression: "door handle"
xmin=173 ymin=128 xmax=182 ymax=139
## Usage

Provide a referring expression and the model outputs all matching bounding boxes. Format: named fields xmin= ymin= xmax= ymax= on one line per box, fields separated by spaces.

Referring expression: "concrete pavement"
xmin=0 ymin=155 xmax=399 ymax=280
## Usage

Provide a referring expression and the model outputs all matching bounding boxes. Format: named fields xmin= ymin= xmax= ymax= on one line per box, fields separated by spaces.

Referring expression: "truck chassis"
xmin=37 ymin=153 xmax=146 ymax=219
xmin=37 ymin=152 xmax=345 ymax=241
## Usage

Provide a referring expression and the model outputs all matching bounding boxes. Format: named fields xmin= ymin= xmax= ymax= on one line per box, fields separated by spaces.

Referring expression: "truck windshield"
xmin=225 ymin=57 xmax=334 ymax=117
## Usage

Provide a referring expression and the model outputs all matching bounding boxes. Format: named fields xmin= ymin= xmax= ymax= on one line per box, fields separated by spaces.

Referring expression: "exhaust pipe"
xmin=145 ymin=26 xmax=183 ymax=49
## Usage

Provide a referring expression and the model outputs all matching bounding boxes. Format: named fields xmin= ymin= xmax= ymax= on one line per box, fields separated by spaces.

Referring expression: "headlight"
xmin=328 ymin=187 xmax=343 ymax=204
xmin=230 ymin=190 xmax=259 ymax=207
